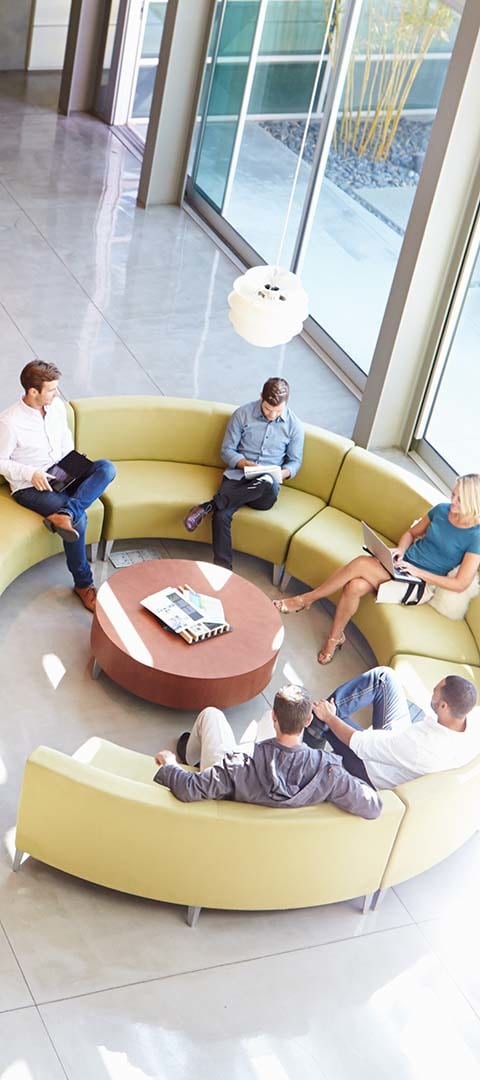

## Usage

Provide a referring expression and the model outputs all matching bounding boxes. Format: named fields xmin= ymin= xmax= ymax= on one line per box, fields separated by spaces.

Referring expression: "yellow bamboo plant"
xmin=335 ymin=0 xmax=454 ymax=161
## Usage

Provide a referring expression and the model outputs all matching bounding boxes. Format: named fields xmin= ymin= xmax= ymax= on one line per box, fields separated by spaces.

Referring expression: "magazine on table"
xmin=140 ymin=586 xmax=231 ymax=644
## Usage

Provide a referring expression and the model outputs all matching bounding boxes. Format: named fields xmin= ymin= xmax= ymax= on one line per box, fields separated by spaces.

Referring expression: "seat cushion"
xmin=100 ymin=461 xmax=224 ymax=542
xmin=355 ymin=593 xmax=479 ymax=667
xmin=232 ymin=488 xmax=325 ymax=565
xmin=101 ymin=461 xmax=324 ymax=564
xmin=285 ymin=507 xmax=480 ymax=666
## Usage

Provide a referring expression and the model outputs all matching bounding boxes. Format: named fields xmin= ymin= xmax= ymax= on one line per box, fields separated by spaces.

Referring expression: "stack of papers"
xmin=140 ymin=586 xmax=231 ymax=644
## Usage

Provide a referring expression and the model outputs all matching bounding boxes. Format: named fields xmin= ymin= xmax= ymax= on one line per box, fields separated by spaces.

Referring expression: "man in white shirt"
xmin=306 ymin=666 xmax=479 ymax=789
xmin=0 ymin=361 xmax=115 ymax=612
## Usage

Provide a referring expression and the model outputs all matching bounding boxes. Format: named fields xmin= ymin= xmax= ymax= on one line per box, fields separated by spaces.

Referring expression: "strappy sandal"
xmin=317 ymin=633 xmax=346 ymax=665
xmin=273 ymin=597 xmax=309 ymax=614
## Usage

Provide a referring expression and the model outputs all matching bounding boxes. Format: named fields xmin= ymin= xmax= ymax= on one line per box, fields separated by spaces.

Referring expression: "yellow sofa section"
xmin=379 ymin=754 xmax=480 ymax=893
xmin=15 ymin=737 xmax=405 ymax=920
xmin=283 ymin=450 xmax=480 ymax=670
xmin=70 ymin=396 xmax=353 ymax=568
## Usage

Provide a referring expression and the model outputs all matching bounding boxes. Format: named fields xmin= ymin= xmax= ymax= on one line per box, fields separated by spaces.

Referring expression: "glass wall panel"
xmin=192 ymin=0 xmax=333 ymax=263
xmin=129 ymin=1 xmax=167 ymax=136
xmin=300 ymin=0 xmax=460 ymax=374
xmin=188 ymin=0 xmax=462 ymax=383
xmin=192 ymin=3 xmax=259 ymax=211
xmin=421 ymin=244 xmax=480 ymax=475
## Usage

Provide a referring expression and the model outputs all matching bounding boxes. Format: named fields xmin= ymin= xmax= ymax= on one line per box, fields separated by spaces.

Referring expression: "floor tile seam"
xmin=35 ymin=1001 xmax=71 ymax=1080
xmin=0 ymin=297 xmax=36 ymax=355
xmin=1 ymin=174 xmax=163 ymax=396
xmin=391 ymin=885 xmax=423 ymax=923
xmin=414 ymin=917 xmax=480 ymax=1024
xmin=0 ymin=1001 xmax=36 ymax=1017
xmin=0 ymin=916 xmax=36 ymax=1007
xmin=30 ymin=917 xmax=415 ymax=1009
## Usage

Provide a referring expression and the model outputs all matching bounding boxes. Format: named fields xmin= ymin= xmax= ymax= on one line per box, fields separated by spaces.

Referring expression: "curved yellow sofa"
xmin=14 ymin=736 xmax=480 ymax=923
xmin=14 ymin=737 xmax=405 ymax=923
xmin=8 ymin=394 xmax=480 ymax=917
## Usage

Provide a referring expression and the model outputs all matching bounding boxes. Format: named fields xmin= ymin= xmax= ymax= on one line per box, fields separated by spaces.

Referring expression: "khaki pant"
xmin=185 ymin=707 xmax=276 ymax=770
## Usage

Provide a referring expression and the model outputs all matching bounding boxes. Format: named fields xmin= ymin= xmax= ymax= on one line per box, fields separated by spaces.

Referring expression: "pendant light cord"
xmin=274 ymin=0 xmax=338 ymax=272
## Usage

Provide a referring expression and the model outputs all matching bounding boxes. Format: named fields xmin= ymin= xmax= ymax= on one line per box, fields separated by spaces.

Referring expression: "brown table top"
xmin=93 ymin=559 xmax=284 ymax=684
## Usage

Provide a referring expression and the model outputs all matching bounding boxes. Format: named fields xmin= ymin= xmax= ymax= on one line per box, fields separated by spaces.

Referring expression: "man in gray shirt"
xmin=153 ymin=685 xmax=382 ymax=818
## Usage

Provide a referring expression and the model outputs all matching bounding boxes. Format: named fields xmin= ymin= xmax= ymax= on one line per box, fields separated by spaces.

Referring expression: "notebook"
xmin=361 ymin=521 xmax=422 ymax=583
xmin=47 ymin=450 xmax=93 ymax=493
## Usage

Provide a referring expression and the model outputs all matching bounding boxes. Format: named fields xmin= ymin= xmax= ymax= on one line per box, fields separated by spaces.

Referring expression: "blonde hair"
xmin=456 ymin=474 xmax=480 ymax=518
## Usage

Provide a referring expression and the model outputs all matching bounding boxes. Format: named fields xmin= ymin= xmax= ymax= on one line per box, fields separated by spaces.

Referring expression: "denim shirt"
xmin=221 ymin=399 xmax=304 ymax=481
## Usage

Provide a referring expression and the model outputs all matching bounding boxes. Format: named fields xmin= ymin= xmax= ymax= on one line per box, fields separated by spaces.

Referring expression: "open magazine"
xmin=140 ymin=585 xmax=231 ymax=644
xmin=243 ymin=464 xmax=283 ymax=483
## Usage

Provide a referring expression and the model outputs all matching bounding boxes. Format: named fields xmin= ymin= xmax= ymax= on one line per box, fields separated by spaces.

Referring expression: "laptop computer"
xmin=361 ymin=521 xmax=422 ymax=583
xmin=47 ymin=450 xmax=92 ymax=493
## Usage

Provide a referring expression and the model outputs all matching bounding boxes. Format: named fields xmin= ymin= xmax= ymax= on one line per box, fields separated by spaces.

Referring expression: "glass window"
xmin=300 ymin=0 xmax=460 ymax=374
xmin=421 ymin=244 xmax=480 ymax=475
xmin=192 ymin=0 xmax=331 ymax=261
xmin=189 ymin=0 xmax=462 ymax=381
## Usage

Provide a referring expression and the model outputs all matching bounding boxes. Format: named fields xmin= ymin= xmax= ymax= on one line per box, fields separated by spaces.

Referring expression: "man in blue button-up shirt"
xmin=184 ymin=377 xmax=304 ymax=569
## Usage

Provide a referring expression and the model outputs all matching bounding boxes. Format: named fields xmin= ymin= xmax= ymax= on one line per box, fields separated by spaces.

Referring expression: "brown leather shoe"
xmin=44 ymin=513 xmax=79 ymax=544
xmin=74 ymin=585 xmax=97 ymax=613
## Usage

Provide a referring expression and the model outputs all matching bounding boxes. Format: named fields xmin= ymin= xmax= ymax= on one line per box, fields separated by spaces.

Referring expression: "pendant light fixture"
xmin=228 ymin=0 xmax=337 ymax=348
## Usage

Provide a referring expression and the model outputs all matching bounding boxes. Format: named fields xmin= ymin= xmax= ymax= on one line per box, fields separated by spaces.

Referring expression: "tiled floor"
xmin=1 ymin=73 xmax=480 ymax=1079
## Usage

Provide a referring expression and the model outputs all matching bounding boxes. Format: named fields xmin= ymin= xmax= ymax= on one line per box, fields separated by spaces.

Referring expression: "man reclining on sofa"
xmin=306 ymin=666 xmax=480 ymax=790
xmin=153 ymin=684 xmax=382 ymax=818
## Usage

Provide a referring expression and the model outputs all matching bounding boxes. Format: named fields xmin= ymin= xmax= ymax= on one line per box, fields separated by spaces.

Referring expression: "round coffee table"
xmin=90 ymin=559 xmax=284 ymax=710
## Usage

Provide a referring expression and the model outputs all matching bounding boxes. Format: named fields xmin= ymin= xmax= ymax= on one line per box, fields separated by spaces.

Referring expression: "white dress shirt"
xmin=0 ymin=397 xmax=73 ymax=493
xmin=350 ymin=711 xmax=480 ymax=790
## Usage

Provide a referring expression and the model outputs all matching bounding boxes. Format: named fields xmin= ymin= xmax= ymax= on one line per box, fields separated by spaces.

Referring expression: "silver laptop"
xmin=361 ymin=521 xmax=422 ymax=582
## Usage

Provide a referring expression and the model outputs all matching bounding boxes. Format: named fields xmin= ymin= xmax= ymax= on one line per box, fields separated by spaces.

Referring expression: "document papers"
xmin=140 ymin=586 xmax=231 ymax=644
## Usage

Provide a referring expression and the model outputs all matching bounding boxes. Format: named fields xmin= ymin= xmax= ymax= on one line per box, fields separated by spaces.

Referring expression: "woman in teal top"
xmin=274 ymin=473 xmax=480 ymax=664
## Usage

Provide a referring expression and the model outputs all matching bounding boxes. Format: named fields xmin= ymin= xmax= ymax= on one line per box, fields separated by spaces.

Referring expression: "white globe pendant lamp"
xmin=228 ymin=265 xmax=309 ymax=348
xmin=227 ymin=0 xmax=336 ymax=349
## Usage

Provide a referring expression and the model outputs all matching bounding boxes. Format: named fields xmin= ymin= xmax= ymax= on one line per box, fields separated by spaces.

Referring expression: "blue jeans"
xmin=14 ymin=459 xmax=116 ymax=588
xmin=313 ymin=666 xmax=421 ymax=785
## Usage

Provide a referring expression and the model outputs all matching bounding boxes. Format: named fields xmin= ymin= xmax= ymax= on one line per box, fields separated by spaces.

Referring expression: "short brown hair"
xmin=440 ymin=675 xmax=477 ymax=718
xmin=273 ymin=685 xmax=312 ymax=734
xmin=20 ymin=361 xmax=61 ymax=393
xmin=261 ymin=377 xmax=290 ymax=407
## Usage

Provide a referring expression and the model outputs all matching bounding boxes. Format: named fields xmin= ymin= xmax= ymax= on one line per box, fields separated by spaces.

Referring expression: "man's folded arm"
xmin=326 ymin=760 xmax=383 ymax=818
xmin=154 ymin=760 xmax=236 ymax=802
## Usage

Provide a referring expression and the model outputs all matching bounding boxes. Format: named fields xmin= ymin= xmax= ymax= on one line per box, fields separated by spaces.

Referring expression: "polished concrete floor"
xmin=1 ymin=73 xmax=480 ymax=1080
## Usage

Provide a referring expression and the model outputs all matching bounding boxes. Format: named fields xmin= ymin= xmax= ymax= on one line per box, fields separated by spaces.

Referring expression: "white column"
xmin=137 ymin=0 xmax=215 ymax=208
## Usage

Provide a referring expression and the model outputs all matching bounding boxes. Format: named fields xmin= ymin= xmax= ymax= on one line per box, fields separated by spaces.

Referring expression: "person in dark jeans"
xmin=306 ymin=666 xmax=479 ymax=790
xmin=183 ymin=377 xmax=304 ymax=570
xmin=0 ymin=360 xmax=115 ymax=612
